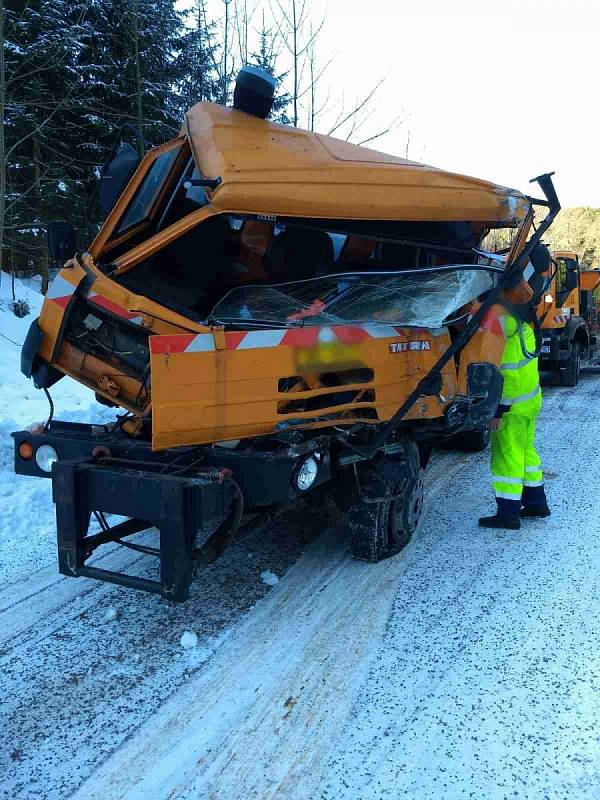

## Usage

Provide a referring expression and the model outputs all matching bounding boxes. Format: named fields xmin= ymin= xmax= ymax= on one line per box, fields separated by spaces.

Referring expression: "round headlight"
xmin=294 ymin=455 xmax=319 ymax=492
xmin=35 ymin=444 xmax=58 ymax=473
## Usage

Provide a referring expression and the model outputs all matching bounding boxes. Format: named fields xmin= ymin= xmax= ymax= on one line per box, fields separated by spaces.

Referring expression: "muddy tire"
xmin=560 ymin=343 xmax=580 ymax=387
xmin=349 ymin=441 xmax=424 ymax=563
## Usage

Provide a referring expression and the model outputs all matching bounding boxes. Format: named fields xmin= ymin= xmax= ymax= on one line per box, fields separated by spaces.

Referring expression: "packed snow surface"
xmin=2 ymin=277 xmax=600 ymax=799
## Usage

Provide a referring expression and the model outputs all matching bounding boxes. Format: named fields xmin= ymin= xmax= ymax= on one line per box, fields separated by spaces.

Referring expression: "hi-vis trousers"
xmin=491 ymin=414 xmax=546 ymax=515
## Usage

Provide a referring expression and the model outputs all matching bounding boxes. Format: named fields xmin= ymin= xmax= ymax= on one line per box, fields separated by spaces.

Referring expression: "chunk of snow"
xmin=102 ymin=606 xmax=118 ymax=623
xmin=180 ymin=631 xmax=198 ymax=650
xmin=260 ymin=570 xmax=279 ymax=587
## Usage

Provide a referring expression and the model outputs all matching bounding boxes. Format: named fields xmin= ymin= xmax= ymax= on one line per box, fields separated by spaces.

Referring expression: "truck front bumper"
xmin=12 ymin=422 xmax=331 ymax=601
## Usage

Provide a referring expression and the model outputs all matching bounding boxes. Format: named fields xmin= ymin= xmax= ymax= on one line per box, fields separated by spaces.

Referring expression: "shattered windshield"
xmin=210 ymin=266 xmax=500 ymax=329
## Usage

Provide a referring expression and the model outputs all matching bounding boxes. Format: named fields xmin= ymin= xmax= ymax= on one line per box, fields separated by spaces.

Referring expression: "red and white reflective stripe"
xmin=149 ymin=325 xmax=447 ymax=356
xmin=46 ymin=275 xmax=144 ymax=326
xmin=553 ymin=314 xmax=570 ymax=324
xmin=46 ymin=274 xmax=78 ymax=310
xmin=477 ymin=310 xmax=504 ymax=336
xmin=87 ymin=292 xmax=144 ymax=326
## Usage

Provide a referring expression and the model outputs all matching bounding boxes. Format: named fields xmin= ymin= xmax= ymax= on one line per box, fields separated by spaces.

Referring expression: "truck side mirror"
xmin=566 ymin=267 xmax=578 ymax=292
xmin=99 ymin=142 xmax=140 ymax=215
xmin=528 ymin=243 xmax=552 ymax=304
xmin=47 ymin=221 xmax=76 ymax=264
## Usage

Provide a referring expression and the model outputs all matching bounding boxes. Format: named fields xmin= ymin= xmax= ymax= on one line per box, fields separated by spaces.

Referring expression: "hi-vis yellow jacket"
xmin=497 ymin=315 xmax=542 ymax=418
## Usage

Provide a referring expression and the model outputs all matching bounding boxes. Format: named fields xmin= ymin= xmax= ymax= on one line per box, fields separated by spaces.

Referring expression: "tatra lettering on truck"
xmin=13 ymin=66 xmax=560 ymax=601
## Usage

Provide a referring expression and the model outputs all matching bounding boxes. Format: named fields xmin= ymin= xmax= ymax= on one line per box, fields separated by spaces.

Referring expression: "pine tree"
xmin=175 ymin=0 xmax=220 ymax=112
xmin=251 ymin=14 xmax=291 ymax=125
xmin=2 ymin=0 xmax=88 ymax=284
xmin=1 ymin=0 xmax=297 ymax=292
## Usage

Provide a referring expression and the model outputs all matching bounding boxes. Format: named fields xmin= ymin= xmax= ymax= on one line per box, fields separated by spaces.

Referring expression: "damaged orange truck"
xmin=537 ymin=250 xmax=600 ymax=385
xmin=13 ymin=67 xmax=560 ymax=601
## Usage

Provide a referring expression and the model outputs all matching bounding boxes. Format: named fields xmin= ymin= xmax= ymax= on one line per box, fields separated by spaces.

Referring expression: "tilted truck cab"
xmin=13 ymin=68 xmax=560 ymax=601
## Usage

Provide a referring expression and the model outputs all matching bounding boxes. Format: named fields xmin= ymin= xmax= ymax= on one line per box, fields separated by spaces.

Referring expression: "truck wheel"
xmin=560 ymin=343 xmax=580 ymax=387
xmin=450 ymin=429 xmax=490 ymax=452
xmin=349 ymin=442 xmax=423 ymax=563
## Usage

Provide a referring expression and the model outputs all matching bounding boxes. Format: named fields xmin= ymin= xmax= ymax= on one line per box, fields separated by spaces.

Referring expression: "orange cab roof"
xmin=184 ymin=102 xmax=530 ymax=226
xmin=552 ymin=250 xmax=579 ymax=259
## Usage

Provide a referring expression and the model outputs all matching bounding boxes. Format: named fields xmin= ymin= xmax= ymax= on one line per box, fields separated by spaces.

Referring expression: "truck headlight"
xmin=35 ymin=444 xmax=58 ymax=473
xmin=294 ymin=455 xmax=319 ymax=492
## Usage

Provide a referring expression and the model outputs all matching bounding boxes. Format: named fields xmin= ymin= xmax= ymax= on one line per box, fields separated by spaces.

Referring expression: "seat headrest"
xmin=264 ymin=227 xmax=334 ymax=280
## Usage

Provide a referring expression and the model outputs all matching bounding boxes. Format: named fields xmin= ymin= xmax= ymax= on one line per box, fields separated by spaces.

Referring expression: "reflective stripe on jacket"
xmin=497 ymin=315 xmax=541 ymax=418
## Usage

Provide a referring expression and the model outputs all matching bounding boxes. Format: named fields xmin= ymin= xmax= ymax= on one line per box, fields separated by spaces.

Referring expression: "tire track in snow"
xmin=0 ymin=499 xmax=344 ymax=800
xmin=70 ymin=451 xmax=471 ymax=800
xmin=322 ymin=375 xmax=600 ymax=800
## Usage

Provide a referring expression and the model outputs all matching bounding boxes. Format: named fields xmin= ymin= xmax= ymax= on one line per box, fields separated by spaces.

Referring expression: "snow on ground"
xmin=0 ymin=277 xmax=113 ymax=584
xmin=323 ymin=379 xmax=600 ymax=800
xmin=71 ymin=376 xmax=600 ymax=800
xmin=2 ymin=277 xmax=600 ymax=799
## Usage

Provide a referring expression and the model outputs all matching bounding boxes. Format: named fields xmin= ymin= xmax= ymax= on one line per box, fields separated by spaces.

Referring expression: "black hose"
xmin=517 ymin=312 xmax=543 ymax=360
xmin=43 ymin=388 xmax=54 ymax=431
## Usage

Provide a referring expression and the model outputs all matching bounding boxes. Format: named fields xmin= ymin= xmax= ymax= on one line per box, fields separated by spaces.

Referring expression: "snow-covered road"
xmin=2 ymin=286 xmax=600 ymax=799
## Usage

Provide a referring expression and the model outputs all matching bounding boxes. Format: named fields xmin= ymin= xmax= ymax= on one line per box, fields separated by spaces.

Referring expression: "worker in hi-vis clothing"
xmin=479 ymin=312 xmax=550 ymax=530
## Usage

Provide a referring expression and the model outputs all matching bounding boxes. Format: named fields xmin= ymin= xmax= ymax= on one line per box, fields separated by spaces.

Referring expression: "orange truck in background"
xmin=12 ymin=67 xmax=560 ymax=601
xmin=538 ymin=250 xmax=600 ymax=385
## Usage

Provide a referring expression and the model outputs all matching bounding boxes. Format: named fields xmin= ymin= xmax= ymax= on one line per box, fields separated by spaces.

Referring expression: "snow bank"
xmin=0 ymin=277 xmax=113 ymax=583
xmin=0 ymin=275 xmax=43 ymax=347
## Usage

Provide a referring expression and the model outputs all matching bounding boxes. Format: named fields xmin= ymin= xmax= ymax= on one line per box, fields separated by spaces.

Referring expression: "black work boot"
xmin=520 ymin=504 xmax=551 ymax=518
xmin=521 ymin=485 xmax=549 ymax=519
xmin=478 ymin=514 xmax=521 ymax=530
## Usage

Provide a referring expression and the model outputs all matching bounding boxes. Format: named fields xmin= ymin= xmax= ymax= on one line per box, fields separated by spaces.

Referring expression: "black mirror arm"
xmin=103 ymin=124 xmax=149 ymax=169
xmin=502 ymin=173 xmax=561 ymax=290
xmin=510 ymin=172 xmax=560 ymax=274
xmin=184 ymin=177 xmax=222 ymax=190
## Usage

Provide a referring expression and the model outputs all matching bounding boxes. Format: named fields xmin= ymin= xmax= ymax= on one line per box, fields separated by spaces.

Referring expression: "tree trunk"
xmin=222 ymin=0 xmax=230 ymax=104
xmin=0 ymin=1 xmax=6 ymax=287
xmin=292 ymin=0 xmax=298 ymax=127
xmin=197 ymin=0 xmax=204 ymax=102
xmin=308 ymin=35 xmax=315 ymax=131
xmin=132 ymin=0 xmax=144 ymax=157
xmin=33 ymin=135 xmax=49 ymax=288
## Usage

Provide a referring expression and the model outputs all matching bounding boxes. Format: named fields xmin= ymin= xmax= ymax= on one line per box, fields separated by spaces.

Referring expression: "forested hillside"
xmin=0 ymin=0 xmax=288 ymax=289
xmin=542 ymin=207 xmax=600 ymax=268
